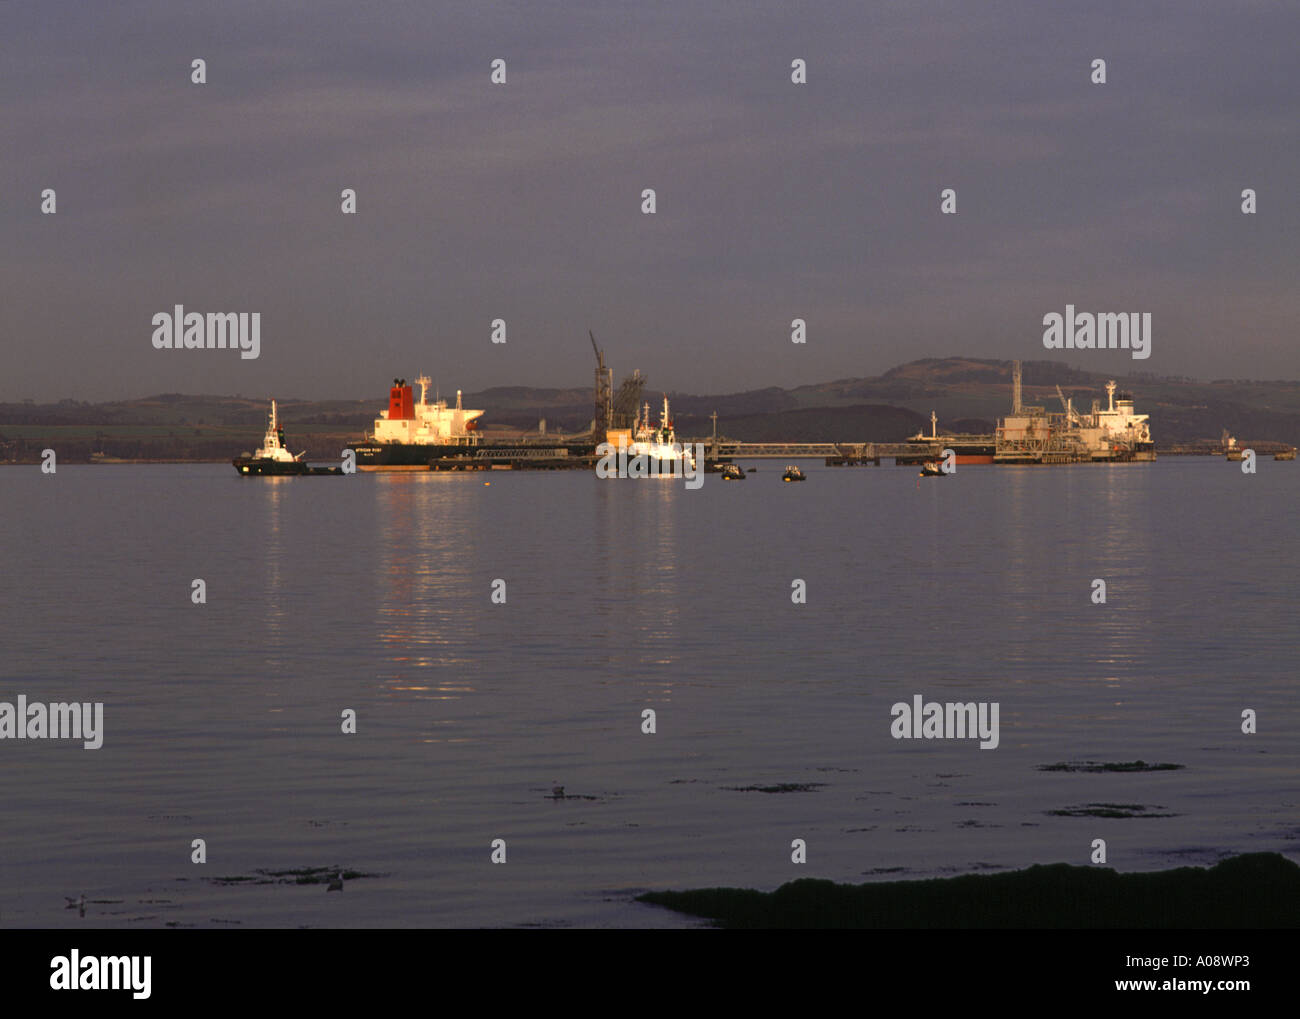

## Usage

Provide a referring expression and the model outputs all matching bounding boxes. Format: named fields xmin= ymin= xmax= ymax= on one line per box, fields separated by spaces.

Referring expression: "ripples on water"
xmin=0 ymin=460 xmax=1295 ymax=926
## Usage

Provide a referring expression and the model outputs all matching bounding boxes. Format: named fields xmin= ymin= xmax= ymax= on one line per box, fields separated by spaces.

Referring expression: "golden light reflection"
xmin=373 ymin=473 xmax=482 ymax=702
xmin=998 ymin=465 xmax=1154 ymax=682
xmin=262 ymin=478 xmax=288 ymax=649
xmin=594 ymin=479 xmax=681 ymax=698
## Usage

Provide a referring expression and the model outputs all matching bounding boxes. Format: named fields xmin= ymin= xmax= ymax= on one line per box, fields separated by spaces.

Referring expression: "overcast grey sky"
xmin=2 ymin=0 xmax=1297 ymax=401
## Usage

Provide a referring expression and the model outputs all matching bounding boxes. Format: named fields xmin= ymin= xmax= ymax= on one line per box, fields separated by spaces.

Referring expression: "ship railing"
xmin=472 ymin=448 xmax=571 ymax=459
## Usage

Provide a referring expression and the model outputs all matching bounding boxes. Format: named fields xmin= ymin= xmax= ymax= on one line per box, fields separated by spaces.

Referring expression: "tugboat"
xmin=919 ymin=460 xmax=946 ymax=478
xmin=781 ymin=465 xmax=806 ymax=482
xmin=232 ymin=400 xmax=341 ymax=476
xmin=626 ymin=396 xmax=696 ymax=474
xmin=720 ymin=463 xmax=746 ymax=481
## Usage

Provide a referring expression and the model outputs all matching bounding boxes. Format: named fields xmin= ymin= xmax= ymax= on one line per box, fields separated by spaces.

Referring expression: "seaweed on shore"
xmin=1039 ymin=760 xmax=1184 ymax=773
xmin=1047 ymin=803 xmax=1177 ymax=819
xmin=208 ymin=867 xmax=380 ymax=887
xmin=636 ymin=853 xmax=1300 ymax=929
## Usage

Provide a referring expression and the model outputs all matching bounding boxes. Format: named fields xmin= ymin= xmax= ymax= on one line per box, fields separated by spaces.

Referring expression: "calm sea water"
xmin=1 ymin=459 xmax=1296 ymax=928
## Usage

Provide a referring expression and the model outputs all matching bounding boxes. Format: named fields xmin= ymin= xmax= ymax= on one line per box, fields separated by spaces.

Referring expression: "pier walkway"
xmin=705 ymin=441 xmax=917 ymax=459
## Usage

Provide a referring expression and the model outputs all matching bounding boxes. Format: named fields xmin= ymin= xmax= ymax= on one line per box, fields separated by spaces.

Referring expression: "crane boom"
xmin=590 ymin=329 xmax=613 ymax=436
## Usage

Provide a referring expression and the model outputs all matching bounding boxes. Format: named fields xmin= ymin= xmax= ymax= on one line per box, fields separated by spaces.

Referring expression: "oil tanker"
xmin=351 ymin=376 xmax=593 ymax=469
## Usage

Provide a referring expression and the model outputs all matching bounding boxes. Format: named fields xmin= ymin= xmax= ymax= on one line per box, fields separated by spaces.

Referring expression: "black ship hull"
xmin=351 ymin=440 xmax=597 ymax=469
xmin=898 ymin=438 xmax=996 ymax=466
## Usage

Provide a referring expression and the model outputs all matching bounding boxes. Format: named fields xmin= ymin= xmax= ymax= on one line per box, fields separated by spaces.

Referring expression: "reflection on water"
xmin=990 ymin=465 xmax=1155 ymax=684
xmin=261 ymin=478 xmax=289 ymax=667
xmin=593 ymin=480 xmax=682 ymax=696
xmin=374 ymin=474 xmax=482 ymax=698
xmin=1089 ymin=466 xmax=1154 ymax=683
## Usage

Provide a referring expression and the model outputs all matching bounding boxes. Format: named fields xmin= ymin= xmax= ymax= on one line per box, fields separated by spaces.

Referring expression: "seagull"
xmin=551 ymin=783 xmax=565 ymax=799
xmin=65 ymin=894 xmax=85 ymax=917
xmin=326 ymin=872 xmax=343 ymax=892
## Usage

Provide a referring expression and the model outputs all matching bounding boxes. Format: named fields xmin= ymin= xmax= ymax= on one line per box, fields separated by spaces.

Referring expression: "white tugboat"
xmin=233 ymin=400 xmax=341 ymax=475
xmin=627 ymin=395 xmax=695 ymax=474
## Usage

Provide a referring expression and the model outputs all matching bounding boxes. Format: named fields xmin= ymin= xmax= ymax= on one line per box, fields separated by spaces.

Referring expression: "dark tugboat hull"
xmin=232 ymin=458 xmax=341 ymax=476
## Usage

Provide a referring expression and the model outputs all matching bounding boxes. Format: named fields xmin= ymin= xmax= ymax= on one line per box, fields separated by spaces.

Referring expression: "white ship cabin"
xmin=371 ymin=376 xmax=485 ymax=445
xmin=628 ymin=396 xmax=695 ymax=469
xmin=255 ymin=401 xmax=302 ymax=462
xmin=1087 ymin=381 xmax=1152 ymax=445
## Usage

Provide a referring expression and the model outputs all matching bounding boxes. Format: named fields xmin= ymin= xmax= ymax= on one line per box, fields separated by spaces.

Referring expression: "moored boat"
xmin=603 ymin=395 xmax=695 ymax=476
xmin=904 ymin=412 xmax=995 ymax=465
xmin=354 ymin=375 xmax=594 ymax=468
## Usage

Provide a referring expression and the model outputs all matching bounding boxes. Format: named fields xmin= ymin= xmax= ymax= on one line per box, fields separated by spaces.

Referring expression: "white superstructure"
xmin=1072 ymin=381 xmax=1154 ymax=460
xmin=370 ymin=376 xmax=485 ymax=446
xmin=996 ymin=362 xmax=1156 ymax=463
xmin=627 ymin=395 xmax=695 ymax=471
xmin=253 ymin=400 xmax=303 ymax=462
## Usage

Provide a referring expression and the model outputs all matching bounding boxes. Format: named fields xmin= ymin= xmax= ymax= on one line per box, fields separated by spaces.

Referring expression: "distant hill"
xmin=2 ymin=358 xmax=1297 ymax=462
xmin=675 ymin=405 xmax=928 ymax=443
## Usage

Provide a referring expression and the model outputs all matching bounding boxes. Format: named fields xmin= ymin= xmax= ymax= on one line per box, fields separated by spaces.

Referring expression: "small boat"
xmin=919 ymin=461 xmax=945 ymax=477
xmin=233 ymin=400 xmax=342 ymax=476
xmin=1221 ymin=430 xmax=1244 ymax=460
xmin=720 ymin=463 xmax=745 ymax=481
xmin=781 ymin=465 xmax=806 ymax=482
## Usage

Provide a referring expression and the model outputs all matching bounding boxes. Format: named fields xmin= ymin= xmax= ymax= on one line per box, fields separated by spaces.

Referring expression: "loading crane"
xmin=590 ymin=329 xmax=613 ymax=436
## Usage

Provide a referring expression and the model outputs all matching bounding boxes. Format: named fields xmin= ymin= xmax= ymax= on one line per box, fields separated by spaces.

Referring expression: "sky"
xmin=2 ymin=0 xmax=1297 ymax=401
